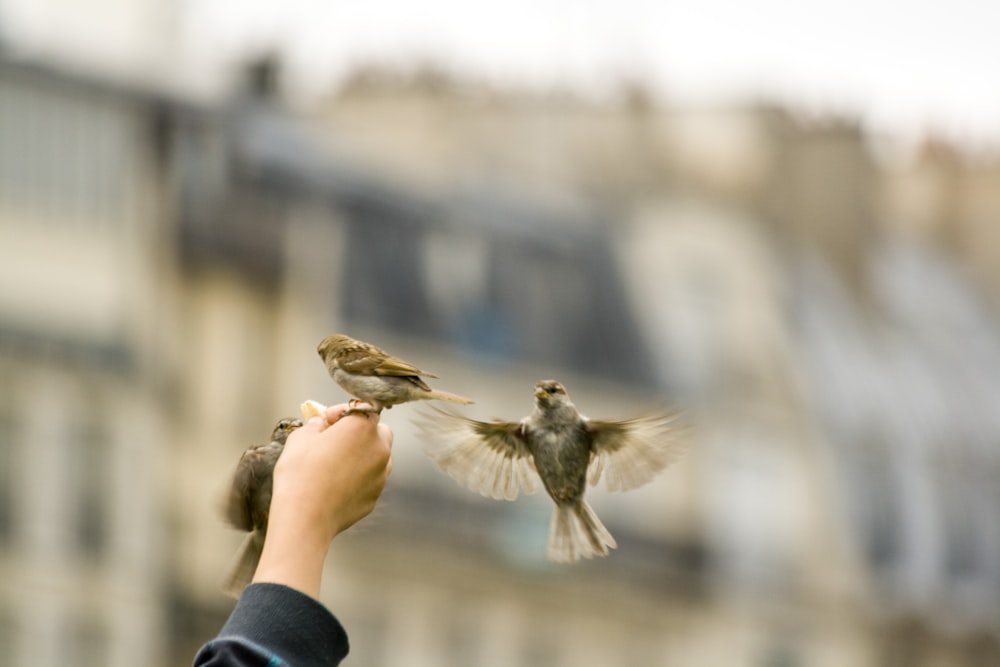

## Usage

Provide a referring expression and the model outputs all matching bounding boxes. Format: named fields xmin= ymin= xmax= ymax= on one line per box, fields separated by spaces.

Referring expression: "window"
xmin=0 ymin=72 xmax=138 ymax=229
xmin=0 ymin=398 xmax=17 ymax=543
xmin=66 ymin=404 xmax=111 ymax=560
xmin=852 ymin=433 xmax=901 ymax=570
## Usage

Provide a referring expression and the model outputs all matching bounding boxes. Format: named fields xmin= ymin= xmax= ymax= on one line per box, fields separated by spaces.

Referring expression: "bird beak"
xmin=534 ymin=387 xmax=547 ymax=399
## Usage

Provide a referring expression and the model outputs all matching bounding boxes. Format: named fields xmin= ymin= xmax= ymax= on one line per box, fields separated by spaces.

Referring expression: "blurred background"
xmin=2 ymin=1 xmax=1000 ymax=665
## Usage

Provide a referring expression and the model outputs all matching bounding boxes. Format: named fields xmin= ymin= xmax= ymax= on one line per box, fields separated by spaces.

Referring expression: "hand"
xmin=252 ymin=403 xmax=393 ymax=598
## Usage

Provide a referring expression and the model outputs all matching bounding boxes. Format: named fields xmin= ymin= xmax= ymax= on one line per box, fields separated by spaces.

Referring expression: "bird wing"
xmin=338 ymin=345 xmax=440 ymax=379
xmin=374 ymin=355 xmax=439 ymax=379
xmin=585 ymin=413 xmax=686 ymax=492
xmin=223 ymin=448 xmax=257 ymax=531
xmin=416 ymin=406 xmax=539 ymax=501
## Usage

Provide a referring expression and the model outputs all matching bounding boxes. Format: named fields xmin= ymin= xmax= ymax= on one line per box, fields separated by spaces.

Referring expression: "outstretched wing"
xmin=585 ymin=413 xmax=686 ymax=492
xmin=416 ymin=406 xmax=539 ymax=501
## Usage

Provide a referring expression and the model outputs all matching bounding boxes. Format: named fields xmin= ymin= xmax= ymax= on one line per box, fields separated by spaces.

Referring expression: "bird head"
xmin=271 ymin=417 xmax=304 ymax=444
xmin=317 ymin=334 xmax=356 ymax=363
xmin=533 ymin=380 xmax=570 ymax=407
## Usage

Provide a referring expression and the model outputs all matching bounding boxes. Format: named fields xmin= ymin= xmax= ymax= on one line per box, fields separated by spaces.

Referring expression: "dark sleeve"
xmin=193 ymin=583 xmax=350 ymax=666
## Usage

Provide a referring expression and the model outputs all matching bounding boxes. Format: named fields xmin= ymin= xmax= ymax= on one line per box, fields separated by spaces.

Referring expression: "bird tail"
xmin=221 ymin=530 xmax=265 ymax=599
xmin=424 ymin=389 xmax=474 ymax=406
xmin=547 ymin=501 xmax=617 ymax=563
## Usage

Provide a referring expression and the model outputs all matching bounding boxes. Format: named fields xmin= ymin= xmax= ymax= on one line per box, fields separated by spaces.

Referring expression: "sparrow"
xmin=417 ymin=380 xmax=685 ymax=563
xmin=317 ymin=333 xmax=474 ymax=416
xmin=221 ymin=416 xmax=303 ymax=598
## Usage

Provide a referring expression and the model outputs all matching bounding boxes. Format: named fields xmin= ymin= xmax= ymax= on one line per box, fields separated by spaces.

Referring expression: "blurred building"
xmin=0 ymin=57 xmax=173 ymax=665
xmin=1 ymin=51 xmax=999 ymax=667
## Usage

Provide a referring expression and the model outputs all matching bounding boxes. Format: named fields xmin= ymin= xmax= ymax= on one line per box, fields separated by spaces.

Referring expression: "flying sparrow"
xmin=317 ymin=333 xmax=474 ymax=416
xmin=417 ymin=380 xmax=685 ymax=563
xmin=221 ymin=417 xmax=303 ymax=598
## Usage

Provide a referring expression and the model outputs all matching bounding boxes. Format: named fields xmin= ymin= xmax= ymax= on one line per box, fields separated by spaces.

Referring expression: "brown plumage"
xmin=317 ymin=333 xmax=473 ymax=414
xmin=221 ymin=417 xmax=303 ymax=598
xmin=417 ymin=380 xmax=685 ymax=563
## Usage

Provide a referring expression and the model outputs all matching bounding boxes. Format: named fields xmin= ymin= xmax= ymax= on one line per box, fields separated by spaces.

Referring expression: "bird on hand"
xmin=417 ymin=380 xmax=685 ymax=563
xmin=221 ymin=417 xmax=302 ymax=598
xmin=317 ymin=333 xmax=474 ymax=417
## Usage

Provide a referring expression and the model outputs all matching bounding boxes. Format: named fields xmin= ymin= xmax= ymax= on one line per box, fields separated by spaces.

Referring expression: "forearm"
xmin=252 ymin=412 xmax=389 ymax=598
xmin=252 ymin=517 xmax=333 ymax=600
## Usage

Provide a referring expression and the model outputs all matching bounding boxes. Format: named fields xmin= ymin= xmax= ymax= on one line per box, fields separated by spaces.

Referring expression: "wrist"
xmin=252 ymin=517 xmax=332 ymax=599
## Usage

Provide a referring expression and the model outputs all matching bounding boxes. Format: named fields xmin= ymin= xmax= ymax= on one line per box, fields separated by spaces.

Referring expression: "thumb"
xmin=324 ymin=404 xmax=349 ymax=425
xmin=299 ymin=416 xmax=327 ymax=434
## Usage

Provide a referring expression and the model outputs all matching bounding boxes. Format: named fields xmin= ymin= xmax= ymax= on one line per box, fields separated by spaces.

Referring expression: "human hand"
xmin=252 ymin=403 xmax=393 ymax=598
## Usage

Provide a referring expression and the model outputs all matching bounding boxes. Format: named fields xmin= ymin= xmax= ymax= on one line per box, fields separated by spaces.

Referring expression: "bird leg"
xmin=342 ymin=398 xmax=382 ymax=419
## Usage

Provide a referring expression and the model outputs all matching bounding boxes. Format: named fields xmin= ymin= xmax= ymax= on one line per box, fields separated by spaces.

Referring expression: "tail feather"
xmin=221 ymin=530 xmax=265 ymax=598
xmin=424 ymin=389 xmax=474 ymax=406
xmin=547 ymin=501 xmax=616 ymax=563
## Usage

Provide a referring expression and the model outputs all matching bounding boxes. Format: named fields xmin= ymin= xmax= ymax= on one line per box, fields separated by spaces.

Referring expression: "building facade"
xmin=1 ymin=54 xmax=999 ymax=666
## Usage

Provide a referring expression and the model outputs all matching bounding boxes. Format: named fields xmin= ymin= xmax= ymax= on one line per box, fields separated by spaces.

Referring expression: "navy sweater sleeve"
xmin=193 ymin=583 xmax=350 ymax=666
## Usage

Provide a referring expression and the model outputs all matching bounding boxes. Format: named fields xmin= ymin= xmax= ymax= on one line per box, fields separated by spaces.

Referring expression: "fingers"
xmin=377 ymin=424 xmax=394 ymax=477
xmin=323 ymin=403 xmax=349 ymax=425
xmin=326 ymin=406 xmax=345 ymax=423
xmin=377 ymin=423 xmax=393 ymax=448
xmin=324 ymin=402 xmax=380 ymax=425
xmin=289 ymin=403 xmax=393 ymax=484
xmin=293 ymin=416 xmax=327 ymax=438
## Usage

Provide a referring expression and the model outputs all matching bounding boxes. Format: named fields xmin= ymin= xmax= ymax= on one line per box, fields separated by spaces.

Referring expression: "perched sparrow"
xmin=317 ymin=333 xmax=473 ymax=415
xmin=221 ymin=417 xmax=303 ymax=598
xmin=417 ymin=380 xmax=685 ymax=563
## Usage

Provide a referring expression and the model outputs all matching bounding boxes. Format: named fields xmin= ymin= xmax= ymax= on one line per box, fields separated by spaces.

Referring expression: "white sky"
xmin=6 ymin=0 xmax=1000 ymax=147
xmin=179 ymin=0 xmax=1000 ymax=147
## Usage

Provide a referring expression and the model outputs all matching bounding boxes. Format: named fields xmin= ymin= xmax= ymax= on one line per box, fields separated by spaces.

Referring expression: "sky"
xmin=175 ymin=0 xmax=1000 ymax=148
xmin=3 ymin=0 xmax=999 ymax=148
